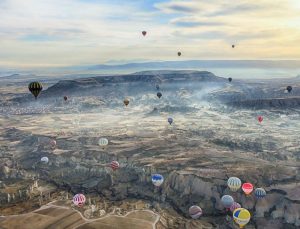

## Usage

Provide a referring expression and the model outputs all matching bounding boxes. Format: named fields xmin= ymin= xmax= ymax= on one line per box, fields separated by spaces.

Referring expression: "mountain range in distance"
xmin=1 ymin=60 xmax=300 ymax=80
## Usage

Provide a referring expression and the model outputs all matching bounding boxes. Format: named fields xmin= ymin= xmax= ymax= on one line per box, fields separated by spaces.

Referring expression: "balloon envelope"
xmin=242 ymin=183 xmax=253 ymax=195
xmin=227 ymin=177 xmax=242 ymax=192
xmin=189 ymin=205 xmax=202 ymax=219
xmin=152 ymin=174 xmax=164 ymax=187
xmin=28 ymin=82 xmax=43 ymax=99
xmin=221 ymin=195 xmax=234 ymax=209
xmin=257 ymin=116 xmax=263 ymax=123
xmin=124 ymin=99 xmax=129 ymax=106
xmin=255 ymin=188 xmax=266 ymax=199
xmin=178 ymin=52 xmax=181 ymax=56
xmin=73 ymin=194 xmax=86 ymax=207
xmin=230 ymin=202 xmax=241 ymax=212
xmin=142 ymin=31 xmax=147 ymax=36
xmin=98 ymin=138 xmax=108 ymax=148
xmin=64 ymin=96 xmax=68 ymax=101
xmin=168 ymin=117 xmax=173 ymax=125
xmin=233 ymin=208 xmax=251 ymax=228
xmin=157 ymin=92 xmax=162 ymax=98
xmin=110 ymin=161 xmax=120 ymax=171
xmin=228 ymin=77 xmax=232 ymax=82
xmin=41 ymin=156 xmax=49 ymax=164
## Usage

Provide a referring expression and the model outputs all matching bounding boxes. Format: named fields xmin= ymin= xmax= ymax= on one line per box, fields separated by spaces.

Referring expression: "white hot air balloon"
xmin=41 ymin=156 xmax=49 ymax=164
xmin=98 ymin=138 xmax=108 ymax=149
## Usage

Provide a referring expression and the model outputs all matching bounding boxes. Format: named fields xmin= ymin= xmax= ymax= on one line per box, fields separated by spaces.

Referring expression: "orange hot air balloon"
xmin=242 ymin=183 xmax=253 ymax=195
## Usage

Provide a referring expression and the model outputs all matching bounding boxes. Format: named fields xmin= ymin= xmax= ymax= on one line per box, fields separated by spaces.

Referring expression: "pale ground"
xmin=0 ymin=201 xmax=159 ymax=229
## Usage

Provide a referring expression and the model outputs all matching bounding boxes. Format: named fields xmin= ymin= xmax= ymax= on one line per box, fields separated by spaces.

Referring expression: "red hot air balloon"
xmin=257 ymin=116 xmax=263 ymax=123
xmin=73 ymin=194 xmax=86 ymax=207
xmin=110 ymin=161 xmax=120 ymax=171
xmin=242 ymin=183 xmax=254 ymax=195
xmin=142 ymin=31 xmax=147 ymax=36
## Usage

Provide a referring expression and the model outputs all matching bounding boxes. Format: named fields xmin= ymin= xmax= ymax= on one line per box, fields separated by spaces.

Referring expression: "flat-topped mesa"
xmin=42 ymin=70 xmax=225 ymax=97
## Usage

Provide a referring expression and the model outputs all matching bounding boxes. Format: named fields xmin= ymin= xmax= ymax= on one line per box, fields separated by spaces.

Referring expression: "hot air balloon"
xmin=178 ymin=52 xmax=181 ymax=56
xmin=151 ymin=174 xmax=164 ymax=187
xmin=221 ymin=195 xmax=234 ymax=210
xmin=232 ymin=44 xmax=235 ymax=48
xmin=254 ymin=188 xmax=266 ymax=199
xmin=41 ymin=156 xmax=49 ymax=164
xmin=28 ymin=82 xmax=43 ymax=99
xmin=228 ymin=77 xmax=232 ymax=82
xmin=142 ymin=31 xmax=147 ymax=36
xmin=286 ymin=86 xmax=292 ymax=93
xmin=242 ymin=183 xmax=253 ymax=195
xmin=189 ymin=205 xmax=203 ymax=219
xmin=64 ymin=96 xmax=68 ymax=101
xmin=227 ymin=177 xmax=242 ymax=192
xmin=156 ymin=84 xmax=160 ymax=90
xmin=230 ymin=202 xmax=241 ymax=212
xmin=73 ymin=194 xmax=86 ymax=207
xmin=233 ymin=208 xmax=251 ymax=228
xmin=124 ymin=98 xmax=129 ymax=106
xmin=157 ymin=92 xmax=162 ymax=99
xmin=257 ymin=116 xmax=263 ymax=123
xmin=110 ymin=160 xmax=120 ymax=171
xmin=98 ymin=138 xmax=108 ymax=149
xmin=168 ymin=117 xmax=173 ymax=125
xmin=50 ymin=139 xmax=56 ymax=149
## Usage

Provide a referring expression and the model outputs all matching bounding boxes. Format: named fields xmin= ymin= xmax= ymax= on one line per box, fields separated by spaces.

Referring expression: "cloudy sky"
xmin=1 ymin=0 xmax=300 ymax=68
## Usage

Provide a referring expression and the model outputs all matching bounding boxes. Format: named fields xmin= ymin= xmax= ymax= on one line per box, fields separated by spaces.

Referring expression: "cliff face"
xmin=227 ymin=97 xmax=300 ymax=109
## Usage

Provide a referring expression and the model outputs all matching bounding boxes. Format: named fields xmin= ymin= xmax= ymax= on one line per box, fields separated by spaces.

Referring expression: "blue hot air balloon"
xmin=168 ymin=117 xmax=173 ymax=125
xmin=152 ymin=174 xmax=164 ymax=187
xmin=255 ymin=188 xmax=266 ymax=199
xmin=221 ymin=195 xmax=234 ymax=210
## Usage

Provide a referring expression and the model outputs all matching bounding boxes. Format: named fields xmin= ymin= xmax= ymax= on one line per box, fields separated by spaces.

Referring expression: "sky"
xmin=1 ymin=0 xmax=300 ymax=68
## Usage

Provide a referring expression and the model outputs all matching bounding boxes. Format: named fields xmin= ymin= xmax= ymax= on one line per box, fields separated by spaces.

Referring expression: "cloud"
xmin=0 ymin=0 xmax=300 ymax=68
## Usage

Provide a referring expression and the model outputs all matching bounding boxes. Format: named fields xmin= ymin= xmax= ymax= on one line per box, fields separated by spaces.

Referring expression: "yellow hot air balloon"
xmin=28 ymin=82 xmax=43 ymax=99
xmin=233 ymin=208 xmax=251 ymax=228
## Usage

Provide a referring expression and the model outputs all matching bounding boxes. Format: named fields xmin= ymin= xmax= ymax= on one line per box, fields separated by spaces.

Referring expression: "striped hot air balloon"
xmin=151 ymin=174 xmax=164 ymax=187
xmin=73 ymin=194 xmax=86 ymax=207
xmin=41 ymin=156 xmax=49 ymax=164
xmin=189 ymin=205 xmax=203 ymax=219
xmin=50 ymin=139 xmax=56 ymax=149
xmin=233 ymin=208 xmax=251 ymax=228
xmin=230 ymin=202 xmax=241 ymax=212
xmin=227 ymin=177 xmax=242 ymax=192
xmin=242 ymin=183 xmax=253 ymax=195
xmin=98 ymin=138 xmax=108 ymax=149
xmin=221 ymin=195 xmax=234 ymax=210
xmin=28 ymin=82 xmax=43 ymax=99
xmin=255 ymin=188 xmax=266 ymax=199
xmin=110 ymin=161 xmax=120 ymax=171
